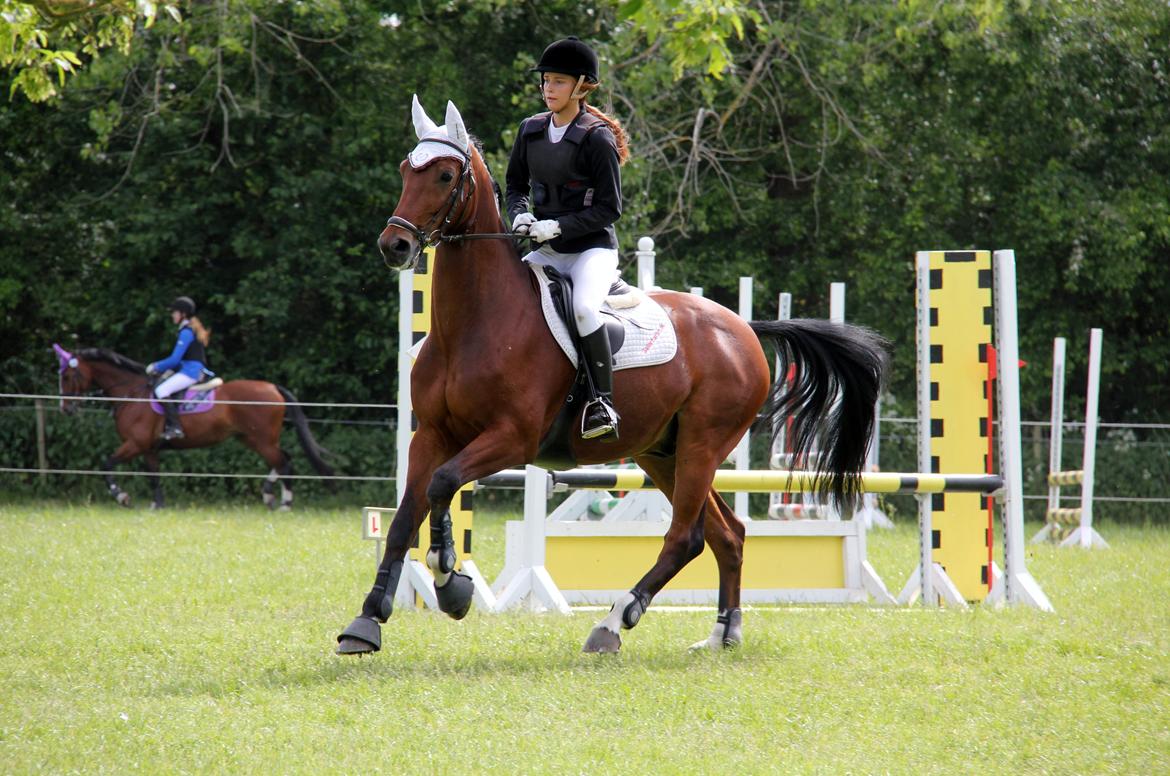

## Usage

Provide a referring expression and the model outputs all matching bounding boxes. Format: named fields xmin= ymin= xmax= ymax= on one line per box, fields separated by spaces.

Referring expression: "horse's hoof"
xmin=278 ymin=505 xmax=292 ymax=512
xmin=582 ymin=626 xmax=622 ymax=653
xmin=688 ymin=636 xmax=731 ymax=652
xmin=687 ymin=633 xmax=742 ymax=652
xmin=689 ymin=608 xmax=742 ymax=652
xmin=336 ymin=637 xmax=375 ymax=655
xmin=434 ymin=571 xmax=474 ymax=621
xmin=149 ymin=501 xmax=163 ymax=511
xmin=115 ymin=492 xmax=131 ymax=508
xmin=336 ymin=615 xmax=381 ymax=655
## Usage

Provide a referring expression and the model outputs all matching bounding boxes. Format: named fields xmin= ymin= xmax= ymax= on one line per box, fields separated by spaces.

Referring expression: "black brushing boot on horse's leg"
xmin=336 ymin=557 xmax=403 ymax=654
xmin=161 ymin=400 xmax=184 ymax=440
xmin=580 ymin=327 xmax=620 ymax=440
xmin=428 ymin=509 xmax=475 ymax=619
xmin=426 ymin=470 xmax=476 ymax=619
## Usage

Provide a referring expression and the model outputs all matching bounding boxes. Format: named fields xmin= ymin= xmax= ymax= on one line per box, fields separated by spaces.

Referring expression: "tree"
xmin=0 ymin=0 xmax=181 ymax=101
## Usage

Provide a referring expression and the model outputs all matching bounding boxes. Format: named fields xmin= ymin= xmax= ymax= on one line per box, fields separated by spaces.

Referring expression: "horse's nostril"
xmin=392 ymin=238 xmax=410 ymax=254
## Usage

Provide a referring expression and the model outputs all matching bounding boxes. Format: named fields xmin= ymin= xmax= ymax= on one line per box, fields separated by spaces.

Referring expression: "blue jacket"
xmin=151 ymin=324 xmax=209 ymax=379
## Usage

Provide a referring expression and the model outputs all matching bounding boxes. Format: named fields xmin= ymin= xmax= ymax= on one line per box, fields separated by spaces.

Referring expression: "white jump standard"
xmin=1031 ymin=329 xmax=1107 ymax=548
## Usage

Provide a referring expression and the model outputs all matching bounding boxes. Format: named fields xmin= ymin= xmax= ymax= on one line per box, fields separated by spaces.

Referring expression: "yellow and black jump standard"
xmin=901 ymin=250 xmax=1052 ymax=609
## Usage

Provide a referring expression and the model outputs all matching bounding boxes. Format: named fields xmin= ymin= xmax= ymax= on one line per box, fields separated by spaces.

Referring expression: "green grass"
xmin=1 ymin=503 xmax=1167 ymax=774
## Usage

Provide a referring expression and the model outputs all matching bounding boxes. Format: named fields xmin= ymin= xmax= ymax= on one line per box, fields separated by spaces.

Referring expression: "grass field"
xmin=1 ymin=501 xmax=1167 ymax=774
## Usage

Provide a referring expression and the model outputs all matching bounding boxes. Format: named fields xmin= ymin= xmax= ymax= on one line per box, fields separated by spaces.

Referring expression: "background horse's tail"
xmin=751 ymin=318 xmax=888 ymax=514
xmin=275 ymin=385 xmax=335 ymax=477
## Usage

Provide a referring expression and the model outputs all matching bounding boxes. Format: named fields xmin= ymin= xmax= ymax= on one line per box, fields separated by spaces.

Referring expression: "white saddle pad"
xmin=527 ymin=263 xmax=678 ymax=371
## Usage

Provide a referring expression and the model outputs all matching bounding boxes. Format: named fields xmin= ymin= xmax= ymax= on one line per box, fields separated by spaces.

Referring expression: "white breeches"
xmin=523 ymin=245 xmax=620 ymax=336
xmin=154 ymin=372 xmax=197 ymax=399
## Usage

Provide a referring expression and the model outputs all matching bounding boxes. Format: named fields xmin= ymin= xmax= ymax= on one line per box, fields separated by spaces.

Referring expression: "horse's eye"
xmin=439 ymin=170 xmax=454 ymax=183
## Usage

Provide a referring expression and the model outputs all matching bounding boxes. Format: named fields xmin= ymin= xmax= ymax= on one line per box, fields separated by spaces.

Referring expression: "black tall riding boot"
xmin=161 ymin=399 xmax=185 ymax=440
xmin=579 ymin=327 xmax=620 ymax=440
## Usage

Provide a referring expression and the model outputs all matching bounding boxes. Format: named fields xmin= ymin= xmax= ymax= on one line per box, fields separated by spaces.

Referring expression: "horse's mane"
xmin=466 ymin=133 xmax=513 ymax=249
xmin=78 ymin=348 xmax=147 ymax=374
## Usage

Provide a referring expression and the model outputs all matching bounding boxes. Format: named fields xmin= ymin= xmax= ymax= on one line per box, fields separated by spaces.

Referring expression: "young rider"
xmin=505 ymin=36 xmax=630 ymax=440
xmin=145 ymin=296 xmax=211 ymax=441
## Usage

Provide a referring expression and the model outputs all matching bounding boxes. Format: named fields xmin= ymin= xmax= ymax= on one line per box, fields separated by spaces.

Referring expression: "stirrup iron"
xmin=581 ymin=397 xmax=619 ymax=440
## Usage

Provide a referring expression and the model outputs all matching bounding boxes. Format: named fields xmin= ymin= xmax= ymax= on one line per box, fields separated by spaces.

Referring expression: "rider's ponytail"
xmin=579 ymin=85 xmax=629 ymax=166
xmin=189 ymin=316 xmax=211 ymax=347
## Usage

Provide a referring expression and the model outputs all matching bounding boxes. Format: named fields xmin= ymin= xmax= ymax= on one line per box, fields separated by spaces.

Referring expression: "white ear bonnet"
xmin=408 ymin=95 xmax=471 ymax=168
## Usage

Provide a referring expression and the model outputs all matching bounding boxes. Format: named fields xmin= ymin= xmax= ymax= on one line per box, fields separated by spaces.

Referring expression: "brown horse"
xmin=53 ymin=344 xmax=333 ymax=509
xmin=337 ymin=97 xmax=886 ymax=654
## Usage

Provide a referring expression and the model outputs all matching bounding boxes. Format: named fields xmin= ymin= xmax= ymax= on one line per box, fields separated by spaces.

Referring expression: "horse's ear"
xmin=445 ymin=100 xmax=469 ymax=152
xmin=412 ymin=94 xmax=439 ymax=139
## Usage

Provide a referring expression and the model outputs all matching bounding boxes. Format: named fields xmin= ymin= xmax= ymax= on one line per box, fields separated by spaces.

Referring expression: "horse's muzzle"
xmin=378 ymin=226 xmax=417 ymax=269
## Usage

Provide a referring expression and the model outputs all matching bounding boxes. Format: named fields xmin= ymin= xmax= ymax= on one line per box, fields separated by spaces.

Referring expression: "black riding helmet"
xmin=532 ymin=36 xmax=599 ymax=83
xmin=169 ymin=296 xmax=196 ymax=316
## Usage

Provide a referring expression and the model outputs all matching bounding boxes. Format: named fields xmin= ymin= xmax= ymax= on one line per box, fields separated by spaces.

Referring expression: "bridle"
xmin=383 ymin=138 xmax=524 ymax=271
xmin=58 ymin=361 xmax=81 ymax=412
xmin=59 ymin=356 xmax=151 ymax=416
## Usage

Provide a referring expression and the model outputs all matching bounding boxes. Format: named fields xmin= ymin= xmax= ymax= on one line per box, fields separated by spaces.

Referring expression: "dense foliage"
xmin=2 ymin=0 xmax=1167 ymax=502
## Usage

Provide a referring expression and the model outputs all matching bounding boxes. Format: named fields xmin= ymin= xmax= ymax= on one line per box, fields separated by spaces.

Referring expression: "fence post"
xmin=35 ymin=399 xmax=48 ymax=478
xmin=635 ymin=236 xmax=656 ymax=291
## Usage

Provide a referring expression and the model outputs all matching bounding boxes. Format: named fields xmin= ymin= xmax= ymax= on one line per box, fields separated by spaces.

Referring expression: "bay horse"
xmin=53 ymin=344 xmax=333 ymax=509
xmin=337 ymin=97 xmax=887 ymax=654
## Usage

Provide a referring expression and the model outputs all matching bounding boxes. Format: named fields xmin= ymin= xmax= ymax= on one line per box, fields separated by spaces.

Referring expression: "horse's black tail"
xmin=751 ymin=318 xmax=889 ymax=515
xmin=275 ymin=385 xmax=335 ymax=478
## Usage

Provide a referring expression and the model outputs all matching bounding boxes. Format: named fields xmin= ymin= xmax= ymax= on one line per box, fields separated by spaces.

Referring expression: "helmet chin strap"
xmin=571 ymin=74 xmax=588 ymax=100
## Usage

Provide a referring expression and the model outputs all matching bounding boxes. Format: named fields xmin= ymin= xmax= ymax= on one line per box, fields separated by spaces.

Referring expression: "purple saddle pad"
xmin=150 ymin=389 xmax=217 ymax=415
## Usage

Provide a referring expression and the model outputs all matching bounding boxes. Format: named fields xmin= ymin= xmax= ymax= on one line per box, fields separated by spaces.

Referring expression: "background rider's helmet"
xmin=532 ymin=36 xmax=599 ymax=83
xmin=169 ymin=296 xmax=196 ymax=316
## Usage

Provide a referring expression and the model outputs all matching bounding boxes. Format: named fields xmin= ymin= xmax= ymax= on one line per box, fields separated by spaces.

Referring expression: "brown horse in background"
xmin=337 ymin=97 xmax=887 ymax=655
xmin=53 ymin=345 xmax=333 ymax=509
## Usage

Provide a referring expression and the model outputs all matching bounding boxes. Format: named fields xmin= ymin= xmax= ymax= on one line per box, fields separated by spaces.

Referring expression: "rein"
xmin=444 ymin=232 xmax=526 ymax=242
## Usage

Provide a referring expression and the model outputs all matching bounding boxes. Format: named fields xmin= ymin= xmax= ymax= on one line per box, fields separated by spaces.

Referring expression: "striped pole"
xmin=477 ymin=468 xmax=1004 ymax=495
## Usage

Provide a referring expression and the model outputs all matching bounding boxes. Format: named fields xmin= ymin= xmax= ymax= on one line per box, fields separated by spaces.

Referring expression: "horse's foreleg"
xmin=688 ymin=490 xmax=745 ymax=652
xmin=143 ymin=452 xmax=164 ymax=510
xmin=422 ymin=430 xmax=524 ymax=620
xmin=337 ymin=482 xmax=431 ymax=655
xmin=337 ymin=428 xmax=447 ymax=655
xmin=102 ymin=442 xmax=140 ymax=507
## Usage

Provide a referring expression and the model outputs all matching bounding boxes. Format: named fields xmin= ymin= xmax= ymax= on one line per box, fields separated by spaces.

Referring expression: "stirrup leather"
xmin=581 ymin=397 xmax=619 ymax=440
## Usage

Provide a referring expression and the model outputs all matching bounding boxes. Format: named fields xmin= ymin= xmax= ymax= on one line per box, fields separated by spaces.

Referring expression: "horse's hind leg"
xmin=261 ymin=469 xmax=278 ymax=509
xmin=583 ymin=453 xmax=709 ymax=653
xmin=689 ymin=490 xmax=745 ymax=651
xmin=274 ymin=452 xmax=294 ymax=511
xmin=246 ymin=437 xmax=291 ymax=510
